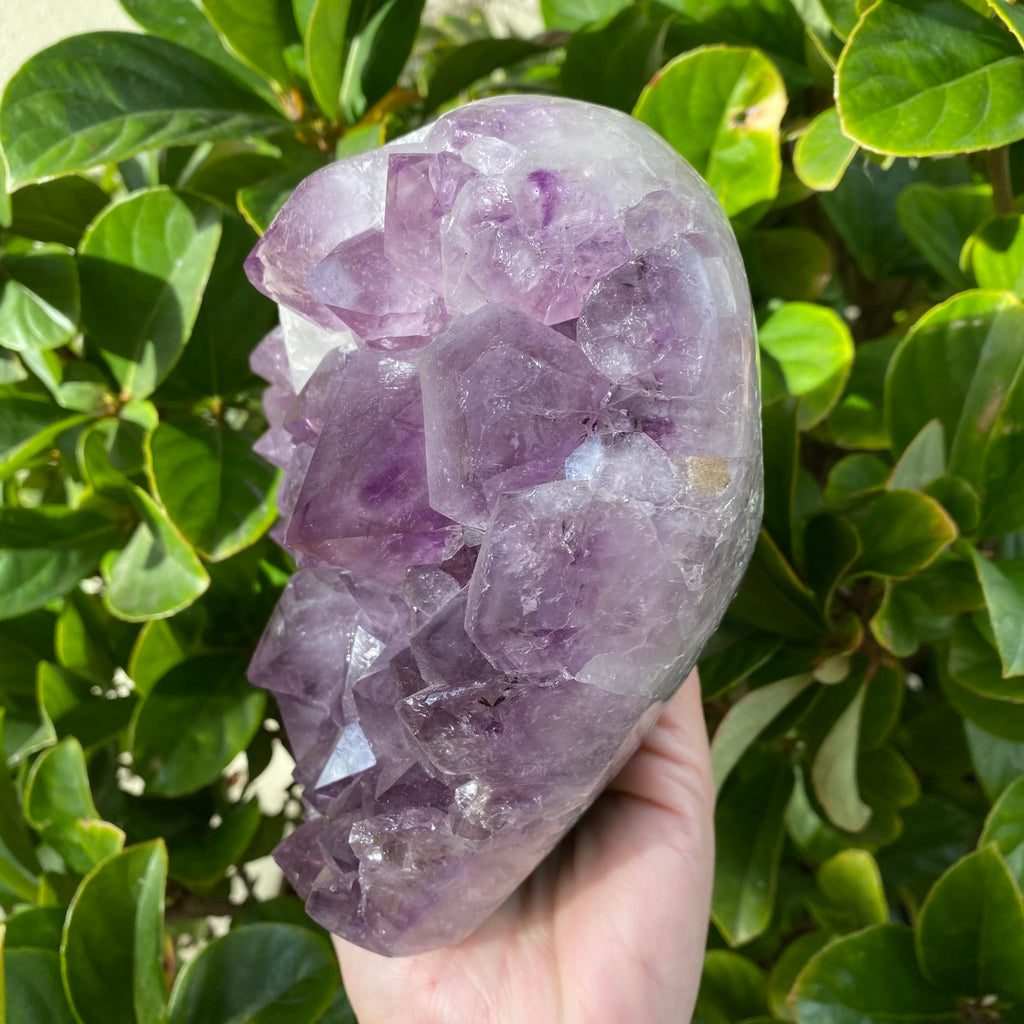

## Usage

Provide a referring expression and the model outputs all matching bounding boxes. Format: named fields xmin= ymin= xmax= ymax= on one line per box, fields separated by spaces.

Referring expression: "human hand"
xmin=334 ymin=668 xmax=715 ymax=1024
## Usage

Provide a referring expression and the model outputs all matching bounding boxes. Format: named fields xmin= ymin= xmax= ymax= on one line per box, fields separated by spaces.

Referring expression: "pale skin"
xmin=335 ymin=668 xmax=715 ymax=1024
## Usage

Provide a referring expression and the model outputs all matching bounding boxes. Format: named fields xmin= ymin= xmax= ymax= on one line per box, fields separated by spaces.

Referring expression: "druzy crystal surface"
xmin=245 ymin=96 xmax=761 ymax=956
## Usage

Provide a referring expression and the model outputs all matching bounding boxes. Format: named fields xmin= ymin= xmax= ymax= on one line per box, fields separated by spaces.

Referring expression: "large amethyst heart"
xmin=245 ymin=95 xmax=761 ymax=956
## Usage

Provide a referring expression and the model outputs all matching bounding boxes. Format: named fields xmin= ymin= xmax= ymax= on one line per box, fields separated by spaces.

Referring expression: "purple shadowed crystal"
xmin=245 ymin=95 xmax=761 ymax=956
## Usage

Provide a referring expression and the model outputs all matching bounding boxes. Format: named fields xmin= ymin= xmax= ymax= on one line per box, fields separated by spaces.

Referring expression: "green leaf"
xmin=4 ymin=907 xmax=66 ymax=951
xmin=199 ymin=0 xmax=299 ymax=88
xmin=876 ymin=795 xmax=977 ymax=903
xmin=562 ymin=3 xmax=675 ymax=112
xmin=760 ymin=396 xmax=799 ymax=560
xmin=118 ymin=0 xmax=274 ymax=96
xmin=811 ymin=849 xmax=887 ymax=934
xmin=0 ymin=246 xmax=80 ymax=353
xmin=168 ymin=797 xmax=261 ymax=885
xmin=970 ymin=554 xmax=1024 ymax=678
xmin=9 ymin=177 xmax=109 ymax=248
xmin=830 ymin=335 xmax=898 ymax=450
xmin=965 ymin=213 xmax=1024 ymax=297
xmin=304 ymin=0 xmax=352 ymax=121
xmin=886 ymin=290 xmax=1024 ymax=536
xmin=849 ymin=490 xmax=957 ymax=578
xmin=24 ymin=738 xmax=123 ymax=877
xmin=836 ymin=0 xmax=1024 ymax=156
xmin=748 ymin=229 xmax=833 ymax=302
xmin=987 ymin=0 xmax=1024 ymax=48
xmin=166 ymin=929 xmax=335 ymax=1024
xmin=430 ymin=37 xmax=556 ymax=111
xmin=3 ymin=948 xmax=77 ymax=1024
xmin=711 ymin=673 xmax=815 ymax=790
xmin=633 ymin=45 xmax=787 ymax=218
xmin=897 ymin=184 xmax=994 ymax=288
xmin=791 ymin=925 xmax=954 ymax=1024
xmin=804 ymin=513 xmax=862 ymax=618
xmin=79 ymin=188 xmax=222 ymax=401
xmin=917 ymin=845 xmax=1024 ymax=1000
xmin=0 ymin=713 xmax=40 ymax=902
xmin=168 ymin=923 xmax=337 ymax=1024
xmin=38 ymin=662 xmax=136 ymax=752
xmin=758 ymin=303 xmax=853 ymax=429
xmin=0 ymin=506 xmax=122 ymax=621
xmin=887 ymin=419 xmax=944 ymax=492
xmin=61 ymin=840 xmax=168 ymax=1024
xmin=811 ymin=680 xmax=871 ymax=833
xmin=980 ymin=774 xmax=1024 ymax=889
xmin=0 ymin=395 xmax=90 ymax=481
xmin=56 ymin=590 xmax=135 ymax=689
xmin=0 ymin=33 xmax=286 ymax=188
xmin=103 ymin=487 xmax=210 ymax=622
xmin=237 ymin=160 xmax=321 ymax=235
xmin=699 ymin=627 xmax=783 ymax=700
xmin=148 ymin=420 xmax=277 ymax=561
xmin=315 ymin=987 xmax=357 ymax=1024
xmin=768 ymin=932 xmax=830 ymax=1021
xmin=712 ymin=749 xmax=794 ymax=946
xmin=129 ymin=653 xmax=265 ymax=797
xmin=339 ymin=0 xmax=427 ymax=123
xmin=540 ymin=0 xmax=630 ymax=30
xmin=965 ymin=721 xmax=1024 ymax=804
xmin=694 ymin=950 xmax=768 ymax=1024
xmin=729 ymin=532 xmax=825 ymax=639
xmin=820 ymin=155 xmax=968 ymax=280
xmin=793 ymin=107 xmax=857 ymax=192
xmin=823 ymin=454 xmax=888 ymax=502
xmin=127 ymin=615 xmax=205 ymax=698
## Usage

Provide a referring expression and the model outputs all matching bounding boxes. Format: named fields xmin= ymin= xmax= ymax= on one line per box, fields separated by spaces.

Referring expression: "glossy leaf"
xmin=339 ymin=0 xmax=427 ymax=123
xmin=897 ymin=183 xmax=994 ymax=288
xmin=711 ymin=673 xmax=815 ymax=789
xmin=3 ymin=907 xmax=66 ymax=951
xmin=431 ymin=37 xmax=555 ymax=111
xmin=3 ymin=948 xmax=77 ymax=1024
xmin=79 ymin=188 xmax=222 ymax=400
xmin=198 ymin=0 xmax=299 ymax=88
xmin=768 ymin=932 xmax=829 ymax=1021
xmin=9 ymin=177 xmax=109 ymax=247
xmin=829 ymin=335 xmax=897 ymax=450
xmin=837 ymin=0 xmax=1024 ymax=156
xmin=540 ymin=0 xmax=631 ymax=30
xmin=103 ymin=487 xmax=210 ymax=622
xmin=562 ymin=3 xmax=676 ymax=112
xmin=0 ymin=713 xmax=40 ymax=902
xmin=0 ymin=395 xmax=90 ymax=481
xmin=965 ymin=214 xmax=1024 ymax=297
xmin=130 ymin=653 xmax=265 ymax=797
xmin=758 ymin=302 xmax=853 ymax=429
xmin=965 ymin=721 xmax=1024 ymax=803
xmin=987 ymin=0 xmax=1024 ymax=47
xmin=634 ymin=45 xmax=787 ymax=218
xmin=0 ymin=506 xmax=122 ymax=621
xmin=849 ymin=490 xmax=956 ymax=578
xmin=24 ymin=738 xmax=123 ymax=874
xmin=970 ymin=554 xmax=1024 ymax=678
xmin=695 ymin=950 xmax=769 ymax=1024
xmin=916 ymin=845 xmax=1024 ymax=1000
xmin=118 ymin=0 xmax=273 ymax=95
xmin=887 ymin=419 xmax=944 ymax=492
xmin=149 ymin=419 xmax=276 ymax=561
xmin=167 ymin=923 xmax=338 ymax=1024
xmin=811 ymin=681 xmax=871 ymax=833
xmin=0 ymin=246 xmax=80 ymax=352
xmin=712 ymin=750 xmax=794 ymax=946
xmin=61 ymin=841 xmax=168 ymax=1024
xmin=793 ymin=107 xmax=857 ymax=192
xmin=811 ymin=849 xmax=887 ymax=934
xmin=56 ymin=591 xmax=135 ymax=688
xmin=980 ymin=774 xmax=1024 ymax=888
xmin=168 ymin=798 xmax=261 ymax=885
xmin=0 ymin=33 xmax=285 ymax=188
xmin=791 ymin=925 xmax=954 ymax=1024
xmin=305 ymin=0 xmax=352 ymax=121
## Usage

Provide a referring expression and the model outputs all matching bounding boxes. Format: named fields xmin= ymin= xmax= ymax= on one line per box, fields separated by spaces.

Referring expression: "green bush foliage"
xmin=1 ymin=0 xmax=1023 ymax=1020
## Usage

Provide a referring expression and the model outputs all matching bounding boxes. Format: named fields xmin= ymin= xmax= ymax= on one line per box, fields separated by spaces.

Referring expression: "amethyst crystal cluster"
xmin=245 ymin=96 xmax=761 ymax=956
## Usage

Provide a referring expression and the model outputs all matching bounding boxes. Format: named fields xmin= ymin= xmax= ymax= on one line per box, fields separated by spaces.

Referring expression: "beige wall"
xmin=0 ymin=0 xmax=542 ymax=88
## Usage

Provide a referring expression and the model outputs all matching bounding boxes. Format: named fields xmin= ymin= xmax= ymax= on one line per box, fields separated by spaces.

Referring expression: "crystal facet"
xmin=245 ymin=95 xmax=761 ymax=956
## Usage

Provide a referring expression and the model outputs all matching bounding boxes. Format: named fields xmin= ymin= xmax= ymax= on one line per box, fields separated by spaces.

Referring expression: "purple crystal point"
xmin=248 ymin=95 xmax=761 ymax=956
